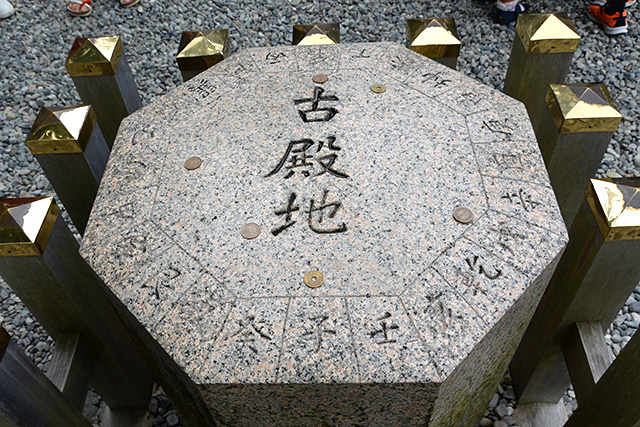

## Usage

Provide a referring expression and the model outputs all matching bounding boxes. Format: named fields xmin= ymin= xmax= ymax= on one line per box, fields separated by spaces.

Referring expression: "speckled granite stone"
xmin=80 ymin=42 xmax=568 ymax=426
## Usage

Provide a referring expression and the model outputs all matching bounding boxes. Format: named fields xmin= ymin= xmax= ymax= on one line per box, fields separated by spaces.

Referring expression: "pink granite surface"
xmin=80 ymin=42 xmax=567 ymax=426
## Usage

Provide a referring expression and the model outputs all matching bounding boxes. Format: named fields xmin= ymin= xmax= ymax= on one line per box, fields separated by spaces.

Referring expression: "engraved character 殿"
xmin=294 ymin=86 xmax=339 ymax=123
xmin=265 ymin=137 xmax=348 ymax=179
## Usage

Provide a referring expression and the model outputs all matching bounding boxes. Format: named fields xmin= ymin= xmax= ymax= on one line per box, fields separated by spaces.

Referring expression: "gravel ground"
xmin=0 ymin=0 xmax=638 ymax=426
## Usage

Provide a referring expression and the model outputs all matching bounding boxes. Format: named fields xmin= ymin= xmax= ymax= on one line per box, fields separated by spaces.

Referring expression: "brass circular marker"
xmin=304 ymin=270 xmax=324 ymax=288
xmin=241 ymin=223 xmax=261 ymax=240
xmin=312 ymin=73 xmax=328 ymax=84
xmin=184 ymin=156 xmax=202 ymax=170
xmin=453 ymin=207 xmax=474 ymax=224
xmin=371 ymin=84 xmax=386 ymax=93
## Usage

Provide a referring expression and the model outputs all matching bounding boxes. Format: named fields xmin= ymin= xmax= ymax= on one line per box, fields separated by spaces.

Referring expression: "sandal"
xmin=67 ymin=0 xmax=92 ymax=16
xmin=120 ymin=0 xmax=141 ymax=8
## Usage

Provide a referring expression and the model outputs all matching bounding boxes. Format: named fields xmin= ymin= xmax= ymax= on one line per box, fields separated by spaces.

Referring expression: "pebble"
xmin=480 ymin=417 xmax=493 ymax=427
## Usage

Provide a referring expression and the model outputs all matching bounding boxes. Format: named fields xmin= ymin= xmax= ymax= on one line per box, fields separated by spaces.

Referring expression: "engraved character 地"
xmin=307 ymin=190 xmax=348 ymax=234
xmin=271 ymin=193 xmax=300 ymax=236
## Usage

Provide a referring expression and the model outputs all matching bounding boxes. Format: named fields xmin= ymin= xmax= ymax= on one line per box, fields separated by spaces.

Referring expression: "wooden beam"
xmin=561 ymin=322 xmax=612 ymax=404
xmin=47 ymin=333 xmax=96 ymax=411
xmin=0 ymin=327 xmax=90 ymax=426
xmin=565 ymin=328 xmax=640 ymax=426
xmin=513 ymin=400 xmax=568 ymax=427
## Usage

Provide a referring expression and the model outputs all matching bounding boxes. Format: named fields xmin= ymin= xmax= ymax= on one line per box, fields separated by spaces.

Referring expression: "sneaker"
xmin=588 ymin=4 xmax=628 ymax=35
xmin=496 ymin=2 xmax=533 ymax=24
xmin=0 ymin=0 xmax=14 ymax=19
xmin=592 ymin=0 xmax=636 ymax=7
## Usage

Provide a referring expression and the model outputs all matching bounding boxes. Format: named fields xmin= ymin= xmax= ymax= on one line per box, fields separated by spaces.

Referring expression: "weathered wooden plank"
xmin=47 ymin=333 xmax=96 ymax=410
xmin=565 ymin=329 xmax=640 ymax=427
xmin=102 ymin=406 xmax=153 ymax=427
xmin=0 ymin=328 xmax=90 ymax=427
xmin=561 ymin=321 xmax=612 ymax=404
xmin=513 ymin=400 xmax=568 ymax=427
xmin=0 ymin=214 xmax=155 ymax=409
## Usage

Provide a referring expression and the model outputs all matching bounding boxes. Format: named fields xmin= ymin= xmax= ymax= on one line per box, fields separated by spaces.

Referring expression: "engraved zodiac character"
xmin=302 ymin=314 xmax=337 ymax=352
xmin=369 ymin=312 xmax=399 ymax=345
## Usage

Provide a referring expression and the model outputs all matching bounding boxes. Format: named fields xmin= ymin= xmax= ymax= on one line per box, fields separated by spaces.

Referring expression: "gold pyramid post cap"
xmin=546 ymin=83 xmax=622 ymax=134
xmin=0 ymin=197 xmax=60 ymax=256
xmin=25 ymin=105 xmax=96 ymax=154
xmin=516 ymin=12 xmax=580 ymax=54
xmin=586 ymin=178 xmax=640 ymax=242
xmin=65 ymin=35 xmax=124 ymax=77
xmin=406 ymin=17 xmax=461 ymax=59
xmin=176 ymin=29 xmax=230 ymax=71
xmin=293 ymin=23 xmax=340 ymax=46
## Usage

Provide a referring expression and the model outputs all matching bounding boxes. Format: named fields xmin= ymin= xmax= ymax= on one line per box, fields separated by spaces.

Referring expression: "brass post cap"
xmin=585 ymin=178 xmax=640 ymax=242
xmin=546 ymin=83 xmax=622 ymax=134
xmin=0 ymin=197 xmax=60 ymax=256
xmin=65 ymin=35 xmax=124 ymax=77
xmin=176 ymin=29 xmax=230 ymax=71
xmin=293 ymin=23 xmax=340 ymax=45
xmin=26 ymin=105 xmax=96 ymax=154
xmin=516 ymin=12 xmax=580 ymax=54
xmin=406 ymin=17 xmax=461 ymax=59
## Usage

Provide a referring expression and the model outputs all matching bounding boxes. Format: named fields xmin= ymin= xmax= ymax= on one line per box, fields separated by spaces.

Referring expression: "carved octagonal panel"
xmin=81 ymin=42 xmax=567 ymax=426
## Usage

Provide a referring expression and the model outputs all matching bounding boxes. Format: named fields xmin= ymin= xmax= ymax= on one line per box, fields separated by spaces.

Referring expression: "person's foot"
xmin=592 ymin=0 xmax=636 ymax=8
xmin=588 ymin=3 xmax=628 ymax=35
xmin=0 ymin=0 xmax=14 ymax=19
xmin=120 ymin=0 xmax=141 ymax=7
xmin=496 ymin=1 xmax=533 ymax=24
xmin=67 ymin=0 xmax=92 ymax=16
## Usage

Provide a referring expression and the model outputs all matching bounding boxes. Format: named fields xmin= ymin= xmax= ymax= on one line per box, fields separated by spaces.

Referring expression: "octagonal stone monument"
xmin=81 ymin=42 xmax=568 ymax=426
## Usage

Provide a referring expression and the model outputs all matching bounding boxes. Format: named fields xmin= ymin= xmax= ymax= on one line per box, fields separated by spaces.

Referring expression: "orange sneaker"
xmin=593 ymin=0 xmax=636 ymax=7
xmin=588 ymin=4 xmax=628 ymax=35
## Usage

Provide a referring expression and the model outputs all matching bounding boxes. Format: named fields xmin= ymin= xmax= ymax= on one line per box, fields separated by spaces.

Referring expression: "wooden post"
xmin=0 ymin=197 xmax=154 ymax=416
xmin=46 ymin=333 xmax=96 ymax=411
xmin=65 ymin=36 xmax=142 ymax=149
xmin=25 ymin=105 xmax=109 ymax=235
xmin=0 ymin=327 xmax=90 ymax=427
xmin=293 ymin=23 xmax=340 ymax=45
xmin=537 ymin=83 xmax=622 ymax=228
xmin=176 ymin=30 xmax=229 ymax=82
xmin=561 ymin=321 xmax=612 ymax=404
xmin=406 ymin=17 xmax=461 ymax=69
xmin=503 ymin=12 xmax=580 ymax=142
xmin=510 ymin=178 xmax=640 ymax=421
xmin=564 ymin=328 xmax=640 ymax=427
